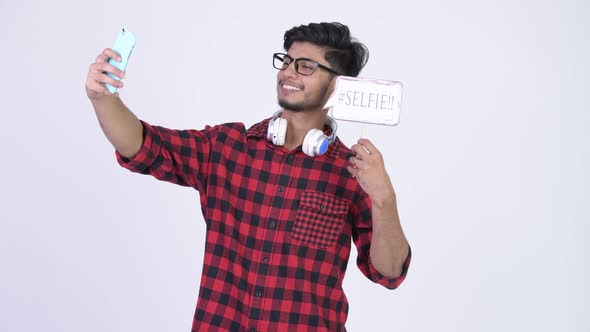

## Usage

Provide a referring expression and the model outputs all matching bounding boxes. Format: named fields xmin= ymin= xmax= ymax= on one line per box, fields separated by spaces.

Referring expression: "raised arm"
xmin=348 ymin=138 xmax=410 ymax=278
xmin=85 ymin=48 xmax=143 ymax=159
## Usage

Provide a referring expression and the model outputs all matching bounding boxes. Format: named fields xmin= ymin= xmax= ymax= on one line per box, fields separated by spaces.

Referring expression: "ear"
xmin=326 ymin=74 xmax=338 ymax=94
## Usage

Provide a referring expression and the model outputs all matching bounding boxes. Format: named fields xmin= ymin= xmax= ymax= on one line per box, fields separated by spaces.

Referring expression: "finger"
xmin=348 ymin=155 xmax=362 ymax=168
xmin=350 ymin=144 xmax=371 ymax=160
xmin=87 ymin=71 xmax=124 ymax=92
xmin=89 ymin=64 xmax=121 ymax=83
xmin=97 ymin=73 xmax=124 ymax=88
xmin=358 ymin=138 xmax=377 ymax=155
xmin=347 ymin=166 xmax=359 ymax=178
xmin=348 ymin=166 xmax=366 ymax=180
xmin=96 ymin=48 xmax=122 ymax=63
xmin=91 ymin=62 xmax=125 ymax=79
xmin=87 ymin=80 xmax=115 ymax=96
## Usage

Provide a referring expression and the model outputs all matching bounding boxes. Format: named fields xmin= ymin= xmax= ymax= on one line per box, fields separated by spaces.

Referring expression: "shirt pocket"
xmin=291 ymin=191 xmax=350 ymax=248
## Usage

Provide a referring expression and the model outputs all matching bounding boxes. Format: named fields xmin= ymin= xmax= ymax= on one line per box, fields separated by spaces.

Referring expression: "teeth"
xmin=282 ymin=84 xmax=301 ymax=91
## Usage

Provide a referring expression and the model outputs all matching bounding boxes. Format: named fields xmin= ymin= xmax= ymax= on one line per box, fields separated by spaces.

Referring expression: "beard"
xmin=278 ymin=98 xmax=305 ymax=112
xmin=277 ymin=82 xmax=331 ymax=113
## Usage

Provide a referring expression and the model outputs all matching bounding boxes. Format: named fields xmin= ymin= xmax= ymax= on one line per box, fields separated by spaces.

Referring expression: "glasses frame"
xmin=273 ymin=53 xmax=341 ymax=76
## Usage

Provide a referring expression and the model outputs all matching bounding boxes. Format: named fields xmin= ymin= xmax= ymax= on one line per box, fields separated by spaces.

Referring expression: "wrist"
xmin=370 ymin=190 xmax=397 ymax=210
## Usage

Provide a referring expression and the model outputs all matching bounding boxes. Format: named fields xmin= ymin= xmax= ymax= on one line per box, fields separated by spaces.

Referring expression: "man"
xmin=86 ymin=22 xmax=410 ymax=332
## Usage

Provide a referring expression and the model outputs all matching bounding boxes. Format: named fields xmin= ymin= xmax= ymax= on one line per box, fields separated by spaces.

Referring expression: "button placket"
xmin=246 ymin=153 xmax=293 ymax=330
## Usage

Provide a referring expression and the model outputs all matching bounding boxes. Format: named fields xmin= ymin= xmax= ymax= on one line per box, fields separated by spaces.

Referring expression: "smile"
xmin=281 ymin=84 xmax=302 ymax=91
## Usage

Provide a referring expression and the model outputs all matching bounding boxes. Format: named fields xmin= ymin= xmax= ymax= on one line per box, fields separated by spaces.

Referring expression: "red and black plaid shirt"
xmin=117 ymin=117 xmax=411 ymax=331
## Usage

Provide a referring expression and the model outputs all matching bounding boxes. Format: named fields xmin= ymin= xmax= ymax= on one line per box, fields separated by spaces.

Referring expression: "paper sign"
xmin=323 ymin=76 xmax=403 ymax=126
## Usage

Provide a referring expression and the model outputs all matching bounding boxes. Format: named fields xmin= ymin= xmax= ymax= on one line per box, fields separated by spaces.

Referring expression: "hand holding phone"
xmin=105 ymin=27 xmax=137 ymax=94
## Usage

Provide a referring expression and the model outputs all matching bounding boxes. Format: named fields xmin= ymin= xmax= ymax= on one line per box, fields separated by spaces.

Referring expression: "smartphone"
xmin=106 ymin=27 xmax=137 ymax=94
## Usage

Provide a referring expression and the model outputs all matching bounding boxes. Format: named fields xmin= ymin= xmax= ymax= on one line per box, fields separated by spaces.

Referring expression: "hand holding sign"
xmin=347 ymin=138 xmax=396 ymax=202
xmin=323 ymin=76 xmax=403 ymax=126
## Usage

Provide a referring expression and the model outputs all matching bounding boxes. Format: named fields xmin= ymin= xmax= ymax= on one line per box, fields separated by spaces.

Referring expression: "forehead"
xmin=286 ymin=41 xmax=326 ymax=62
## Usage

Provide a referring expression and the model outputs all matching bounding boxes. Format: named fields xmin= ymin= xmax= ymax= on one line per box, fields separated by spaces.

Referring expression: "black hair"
xmin=283 ymin=22 xmax=369 ymax=77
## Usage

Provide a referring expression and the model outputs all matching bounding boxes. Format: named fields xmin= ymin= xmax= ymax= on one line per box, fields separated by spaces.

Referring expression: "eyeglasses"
xmin=273 ymin=53 xmax=341 ymax=76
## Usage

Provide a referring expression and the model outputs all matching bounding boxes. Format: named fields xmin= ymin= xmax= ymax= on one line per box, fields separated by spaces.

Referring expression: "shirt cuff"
xmin=367 ymin=246 xmax=412 ymax=290
xmin=116 ymin=120 xmax=161 ymax=172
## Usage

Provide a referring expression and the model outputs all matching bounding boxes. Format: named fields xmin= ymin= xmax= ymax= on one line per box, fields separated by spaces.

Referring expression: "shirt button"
xmin=320 ymin=205 xmax=326 ymax=211
xmin=255 ymin=288 xmax=264 ymax=297
xmin=287 ymin=155 xmax=294 ymax=162
xmin=262 ymin=257 xmax=269 ymax=263
xmin=278 ymin=187 xmax=285 ymax=192
xmin=268 ymin=220 xmax=277 ymax=229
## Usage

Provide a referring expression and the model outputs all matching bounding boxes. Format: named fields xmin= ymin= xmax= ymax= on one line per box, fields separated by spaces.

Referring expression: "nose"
xmin=281 ymin=60 xmax=299 ymax=78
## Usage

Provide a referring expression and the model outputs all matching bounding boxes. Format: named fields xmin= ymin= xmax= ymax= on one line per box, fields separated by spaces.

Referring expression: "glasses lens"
xmin=296 ymin=59 xmax=317 ymax=75
xmin=273 ymin=53 xmax=289 ymax=70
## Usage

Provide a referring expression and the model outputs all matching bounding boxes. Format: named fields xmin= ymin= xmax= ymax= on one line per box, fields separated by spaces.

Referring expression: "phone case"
xmin=106 ymin=27 xmax=137 ymax=94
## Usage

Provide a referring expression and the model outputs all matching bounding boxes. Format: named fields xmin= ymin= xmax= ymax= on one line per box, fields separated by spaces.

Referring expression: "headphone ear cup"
xmin=267 ymin=117 xmax=287 ymax=146
xmin=302 ymin=129 xmax=329 ymax=157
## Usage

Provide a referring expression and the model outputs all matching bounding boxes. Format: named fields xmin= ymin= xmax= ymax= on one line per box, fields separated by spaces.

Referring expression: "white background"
xmin=1 ymin=1 xmax=588 ymax=331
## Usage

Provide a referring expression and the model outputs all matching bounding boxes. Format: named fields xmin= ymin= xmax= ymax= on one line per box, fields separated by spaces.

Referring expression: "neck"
xmin=280 ymin=109 xmax=327 ymax=151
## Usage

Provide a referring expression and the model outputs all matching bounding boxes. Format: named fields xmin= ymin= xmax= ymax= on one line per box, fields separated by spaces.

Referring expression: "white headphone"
xmin=267 ymin=110 xmax=338 ymax=157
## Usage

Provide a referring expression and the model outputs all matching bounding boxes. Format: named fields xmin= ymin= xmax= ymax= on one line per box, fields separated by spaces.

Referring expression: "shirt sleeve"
xmin=116 ymin=120 xmax=214 ymax=192
xmin=352 ymin=193 xmax=411 ymax=290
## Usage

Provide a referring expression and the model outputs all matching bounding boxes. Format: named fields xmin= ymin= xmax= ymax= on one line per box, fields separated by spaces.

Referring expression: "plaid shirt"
xmin=117 ymin=117 xmax=411 ymax=331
